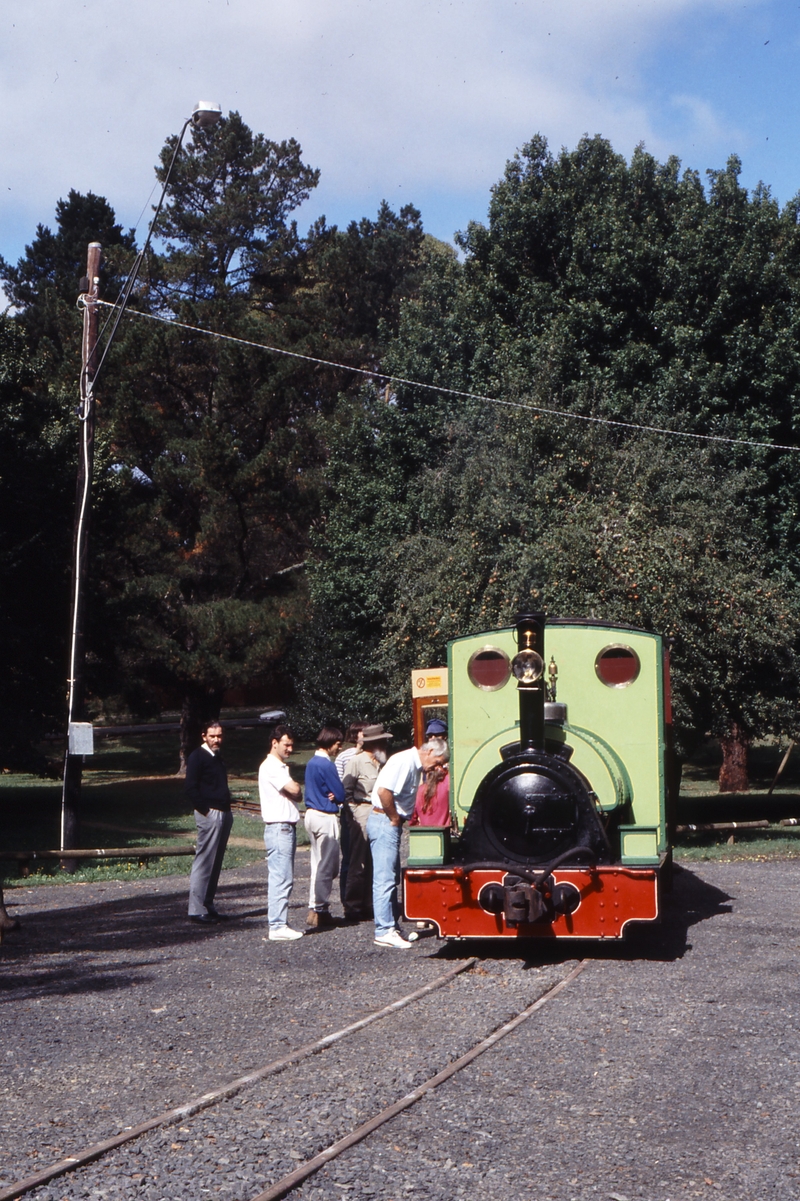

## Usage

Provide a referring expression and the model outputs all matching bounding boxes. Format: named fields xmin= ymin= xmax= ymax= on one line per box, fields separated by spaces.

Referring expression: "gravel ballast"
xmin=3 ymin=857 xmax=800 ymax=1200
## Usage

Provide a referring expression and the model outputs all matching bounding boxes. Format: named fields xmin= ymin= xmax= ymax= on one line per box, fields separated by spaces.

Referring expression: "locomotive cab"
xmin=403 ymin=612 xmax=671 ymax=939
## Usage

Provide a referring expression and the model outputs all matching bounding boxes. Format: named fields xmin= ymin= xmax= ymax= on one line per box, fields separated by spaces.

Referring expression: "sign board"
xmin=411 ymin=670 xmax=448 ymax=699
xmin=411 ymin=668 xmax=448 ymax=746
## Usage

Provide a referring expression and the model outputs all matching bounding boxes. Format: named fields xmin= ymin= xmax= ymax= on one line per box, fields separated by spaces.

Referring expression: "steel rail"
xmin=0 ymin=958 xmax=477 ymax=1201
xmin=249 ymin=959 xmax=590 ymax=1201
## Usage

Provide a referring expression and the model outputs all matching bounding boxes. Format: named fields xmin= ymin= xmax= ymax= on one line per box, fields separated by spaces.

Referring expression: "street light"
xmin=60 ymin=102 xmax=223 ymax=865
xmin=192 ymin=100 xmax=223 ymax=128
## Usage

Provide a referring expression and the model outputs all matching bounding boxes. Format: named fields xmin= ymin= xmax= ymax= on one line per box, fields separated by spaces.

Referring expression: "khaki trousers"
xmin=304 ymin=808 xmax=340 ymax=911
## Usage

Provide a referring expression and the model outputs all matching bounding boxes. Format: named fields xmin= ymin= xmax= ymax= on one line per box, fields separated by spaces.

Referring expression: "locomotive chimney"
xmin=513 ymin=612 xmax=546 ymax=752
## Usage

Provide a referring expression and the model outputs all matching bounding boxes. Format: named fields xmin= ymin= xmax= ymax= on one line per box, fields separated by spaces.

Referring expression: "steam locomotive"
xmin=403 ymin=613 xmax=672 ymax=939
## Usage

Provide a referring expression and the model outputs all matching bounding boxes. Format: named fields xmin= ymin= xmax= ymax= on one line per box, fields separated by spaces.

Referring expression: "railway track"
xmin=3 ymin=955 xmax=588 ymax=1201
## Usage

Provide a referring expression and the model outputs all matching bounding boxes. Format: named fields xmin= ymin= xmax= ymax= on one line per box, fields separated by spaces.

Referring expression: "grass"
xmin=0 ymin=723 xmax=313 ymax=887
xmin=5 ymin=726 xmax=800 ymax=884
xmin=674 ymin=829 xmax=800 ymax=863
xmin=671 ymin=735 xmax=800 ymax=861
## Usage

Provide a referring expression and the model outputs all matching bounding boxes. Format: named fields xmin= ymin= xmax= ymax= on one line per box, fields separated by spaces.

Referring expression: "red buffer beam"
xmin=404 ymin=866 xmax=659 ymax=939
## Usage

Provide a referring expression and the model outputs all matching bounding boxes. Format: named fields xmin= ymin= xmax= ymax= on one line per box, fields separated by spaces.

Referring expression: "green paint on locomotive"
xmin=447 ymin=622 xmax=667 ymax=865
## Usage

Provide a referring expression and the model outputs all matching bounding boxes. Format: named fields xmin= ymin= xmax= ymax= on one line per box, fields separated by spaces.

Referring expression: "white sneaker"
xmin=404 ymin=929 xmax=420 ymax=942
xmin=269 ymin=926 xmax=304 ymax=941
xmin=374 ymin=928 xmax=413 ymax=949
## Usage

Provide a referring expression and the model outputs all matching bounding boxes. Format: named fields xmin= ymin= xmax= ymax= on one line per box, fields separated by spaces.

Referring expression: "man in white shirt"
xmin=259 ymin=724 xmax=304 ymax=940
xmin=367 ymin=737 xmax=449 ymax=949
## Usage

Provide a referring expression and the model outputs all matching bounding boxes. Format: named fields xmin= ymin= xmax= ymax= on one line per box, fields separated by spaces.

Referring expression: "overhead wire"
xmin=95 ymin=300 xmax=800 ymax=456
xmin=90 ymin=179 xmax=163 ymax=348
xmin=90 ymin=120 xmax=193 ymax=386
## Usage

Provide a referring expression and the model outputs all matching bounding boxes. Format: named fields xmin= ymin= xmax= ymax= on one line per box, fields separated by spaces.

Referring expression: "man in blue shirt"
xmin=304 ymin=726 xmax=346 ymax=928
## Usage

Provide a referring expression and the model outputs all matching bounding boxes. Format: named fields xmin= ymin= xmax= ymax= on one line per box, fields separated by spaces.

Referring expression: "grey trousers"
xmin=188 ymin=808 xmax=233 ymax=916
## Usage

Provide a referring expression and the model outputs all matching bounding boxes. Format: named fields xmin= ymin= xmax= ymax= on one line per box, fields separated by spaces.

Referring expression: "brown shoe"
xmin=306 ymin=910 xmax=319 ymax=928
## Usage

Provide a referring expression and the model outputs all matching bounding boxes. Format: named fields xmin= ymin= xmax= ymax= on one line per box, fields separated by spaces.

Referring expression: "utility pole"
xmin=60 ymin=242 xmax=102 ymax=870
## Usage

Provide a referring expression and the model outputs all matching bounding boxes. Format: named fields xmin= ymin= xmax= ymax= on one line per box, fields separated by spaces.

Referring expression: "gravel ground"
xmin=287 ymin=861 xmax=800 ymax=1201
xmin=3 ymin=858 xmax=800 ymax=1200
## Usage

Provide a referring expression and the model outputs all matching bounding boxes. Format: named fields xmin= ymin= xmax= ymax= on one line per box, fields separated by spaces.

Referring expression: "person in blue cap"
xmin=414 ymin=718 xmax=451 ymax=828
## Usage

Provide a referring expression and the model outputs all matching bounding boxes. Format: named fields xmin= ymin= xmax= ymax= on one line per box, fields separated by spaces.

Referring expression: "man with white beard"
xmin=368 ymin=736 xmax=449 ymax=948
xmin=341 ymin=724 xmax=393 ymax=922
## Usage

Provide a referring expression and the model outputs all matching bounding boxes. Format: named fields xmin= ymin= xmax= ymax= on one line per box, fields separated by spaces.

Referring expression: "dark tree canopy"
xmin=88 ymin=116 xmax=426 ymax=760
xmin=0 ymin=190 xmax=136 ymax=364
xmin=0 ymin=113 xmax=429 ymax=766
xmin=0 ymin=315 xmax=75 ymax=768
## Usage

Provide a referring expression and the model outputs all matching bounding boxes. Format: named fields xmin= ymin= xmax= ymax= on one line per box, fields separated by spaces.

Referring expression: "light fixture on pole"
xmin=60 ymin=102 xmax=223 ymax=866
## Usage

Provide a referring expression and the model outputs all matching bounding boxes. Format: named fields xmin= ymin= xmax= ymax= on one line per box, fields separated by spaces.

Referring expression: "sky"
xmin=1 ymin=0 xmax=799 ymax=271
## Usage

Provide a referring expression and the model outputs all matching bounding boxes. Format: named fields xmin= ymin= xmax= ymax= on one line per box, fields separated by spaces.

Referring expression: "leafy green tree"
xmin=148 ymin=110 xmax=319 ymax=304
xmin=304 ymin=136 xmax=800 ymax=788
xmin=0 ymin=112 xmax=428 ymax=766
xmin=385 ymin=419 xmax=800 ymax=775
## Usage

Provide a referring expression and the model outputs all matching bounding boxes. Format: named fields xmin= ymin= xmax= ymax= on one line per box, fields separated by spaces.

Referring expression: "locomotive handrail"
xmin=539 ymin=844 xmax=598 ymax=875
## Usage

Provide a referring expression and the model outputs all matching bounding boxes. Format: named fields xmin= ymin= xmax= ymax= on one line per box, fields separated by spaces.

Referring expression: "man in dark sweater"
xmin=186 ymin=722 xmax=233 ymax=924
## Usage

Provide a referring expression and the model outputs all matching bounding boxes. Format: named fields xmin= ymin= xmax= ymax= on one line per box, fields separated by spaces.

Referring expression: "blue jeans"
xmin=264 ymin=822 xmax=297 ymax=929
xmin=367 ymin=810 xmax=403 ymax=937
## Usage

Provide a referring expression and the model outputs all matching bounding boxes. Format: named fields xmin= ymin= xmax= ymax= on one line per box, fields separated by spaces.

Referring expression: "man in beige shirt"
xmin=341 ymin=724 xmax=392 ymax=921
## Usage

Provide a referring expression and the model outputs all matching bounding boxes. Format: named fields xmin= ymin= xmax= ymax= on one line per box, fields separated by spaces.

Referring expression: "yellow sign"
xmin=411 ymin=669 xmax=448 ymax=699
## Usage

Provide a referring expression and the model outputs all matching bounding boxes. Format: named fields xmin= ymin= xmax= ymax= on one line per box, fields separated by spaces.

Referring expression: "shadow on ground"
xmin=0 ymin=863 xmax=732 ymax=1001
xmin=0 ymin=876 xmax=277 ymax=1001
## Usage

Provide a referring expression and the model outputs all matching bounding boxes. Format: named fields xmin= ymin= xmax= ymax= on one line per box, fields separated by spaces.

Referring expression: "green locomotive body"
xmin=404 ymin=614 xmax=672 ymax=939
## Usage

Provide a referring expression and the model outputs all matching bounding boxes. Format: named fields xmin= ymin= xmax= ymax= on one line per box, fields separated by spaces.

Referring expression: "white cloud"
xmin=668 ymin=94 xmax=745 ymax=149
xmin=0 ymin=0 xmax=769 ymax=258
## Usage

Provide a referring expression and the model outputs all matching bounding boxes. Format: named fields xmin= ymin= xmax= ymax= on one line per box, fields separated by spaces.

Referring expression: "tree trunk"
xmin=177 ymin=688 xmax=224 ymax=775
xmin=178 ymin=692 xmax=203 ymax=776
xmin=0 ymin=885 xmax=20 ymax=943
xmin=719 ymin=724 xmax=749 ymax=793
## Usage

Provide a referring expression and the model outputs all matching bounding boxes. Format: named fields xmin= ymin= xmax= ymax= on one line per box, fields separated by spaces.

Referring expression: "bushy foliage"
xmin=301 ymin=136 xmax=800 ymax=784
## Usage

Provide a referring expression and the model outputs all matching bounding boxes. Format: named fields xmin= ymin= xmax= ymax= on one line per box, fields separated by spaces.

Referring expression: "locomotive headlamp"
xmin=512 ymin=649 xmax=544 ymax=685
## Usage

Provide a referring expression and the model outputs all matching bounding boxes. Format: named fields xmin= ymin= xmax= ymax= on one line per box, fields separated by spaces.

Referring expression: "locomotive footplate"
xmin=403 ymin=864 xmax=659 ymax=939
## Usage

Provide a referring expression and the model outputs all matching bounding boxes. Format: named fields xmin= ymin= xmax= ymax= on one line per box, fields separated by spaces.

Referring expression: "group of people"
xmin=185 ymin=718 xmax=450 ymax=950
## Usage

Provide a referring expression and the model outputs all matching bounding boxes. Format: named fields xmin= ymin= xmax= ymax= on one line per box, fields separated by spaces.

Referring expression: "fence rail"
xmin=44 ymin=714 xmax=285 ymax=741
xmin=0 ymin=845 xmax=196 ymax=873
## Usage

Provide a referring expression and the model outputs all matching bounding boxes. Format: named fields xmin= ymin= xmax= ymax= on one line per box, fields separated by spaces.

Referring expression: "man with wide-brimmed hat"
xmin=340 ymin=724 xmax=393 ymax=921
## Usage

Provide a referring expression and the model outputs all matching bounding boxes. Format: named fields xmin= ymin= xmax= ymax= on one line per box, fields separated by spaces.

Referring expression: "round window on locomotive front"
xmin=595 ymin=644 xmax=641 ymax=688
xmin=467 ymin=647 xmax=511 ymax=691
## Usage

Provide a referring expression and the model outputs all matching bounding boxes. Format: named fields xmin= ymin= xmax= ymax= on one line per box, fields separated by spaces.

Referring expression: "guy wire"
xmin=95 ymin=300 xmax=800 ymax=456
